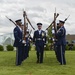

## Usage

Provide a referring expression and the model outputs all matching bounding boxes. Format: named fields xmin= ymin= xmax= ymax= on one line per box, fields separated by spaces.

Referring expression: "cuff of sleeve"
xmin=19 ymin=39 xmax=22 ymax=42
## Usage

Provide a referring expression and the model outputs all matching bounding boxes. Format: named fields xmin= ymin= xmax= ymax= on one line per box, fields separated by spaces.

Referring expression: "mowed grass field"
xmin=0 ymin=50 xmax=75 ymax=75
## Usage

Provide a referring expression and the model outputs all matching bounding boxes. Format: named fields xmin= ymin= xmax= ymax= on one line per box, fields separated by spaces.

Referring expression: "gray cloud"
xmin=26 ymin=6 xmax=46 ymax=12
xmin=0 ymin=0 xmax=75 ymax=35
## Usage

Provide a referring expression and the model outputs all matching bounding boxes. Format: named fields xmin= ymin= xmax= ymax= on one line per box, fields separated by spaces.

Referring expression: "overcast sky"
xmin=0 ymin=0 xmax=75 ymax=35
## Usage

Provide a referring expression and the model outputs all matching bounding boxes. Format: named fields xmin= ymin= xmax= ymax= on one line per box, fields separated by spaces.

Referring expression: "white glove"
xmin=29 ymin=39 xmax=32 ymax=42
xmin=33 ymin=44 xmax=35 ymax=47
xmin=44 ymin=45 xmax=46 ymax=48
xmin=25 ymin=34 xmax=28 ymax=38
xmin=22 ymin=40 xmax=26 ymax=44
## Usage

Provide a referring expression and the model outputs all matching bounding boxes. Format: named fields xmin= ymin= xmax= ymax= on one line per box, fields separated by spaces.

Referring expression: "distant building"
xmin=66 ymin=34 xmax=75 ymax=41
xmin=2 ymin=37 xmax=14 ymax=46
xmin=66 ymin=34 xmax=75 ymax=44
xmin=0 ymin=33 xmax=14 ymax=45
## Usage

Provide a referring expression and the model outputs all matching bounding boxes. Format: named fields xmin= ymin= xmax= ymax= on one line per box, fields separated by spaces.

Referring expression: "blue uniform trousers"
xmin=56 ymin=45 xmax=66 ymax=65
xmin=36 ymin=45 xmax=44 ymax=63
xmin=16 ymin=46 xmax=23 ymax=65
xmin=54 ymin=44 xmax=59 ymax=61
xmin=22 ymin=44 xmax=30 ymax=61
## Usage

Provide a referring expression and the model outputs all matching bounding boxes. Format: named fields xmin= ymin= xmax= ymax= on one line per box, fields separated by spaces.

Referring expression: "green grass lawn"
xmin=0 ymin=50 xmax=75 ymax=75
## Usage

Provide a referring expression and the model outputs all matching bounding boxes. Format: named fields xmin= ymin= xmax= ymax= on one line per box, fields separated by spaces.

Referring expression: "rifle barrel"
xmin=64 ymin=15 xmax=70 ymax=22
xmin=6 ymin=16 xmax=17 ymax=26
xmin=6 ymin=16 xmax=9 ymax=19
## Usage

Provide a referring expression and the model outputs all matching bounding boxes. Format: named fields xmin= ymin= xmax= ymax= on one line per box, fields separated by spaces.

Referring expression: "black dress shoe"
xmin=40 ymin=61 xmax=43 ymax=63
xmin=16 ymin=63 xmax=21 ymax=66
xmin=36 ymin=60 xmax=39 ymax=63
xmin=64 ymin=63 xmax=66 ymax=65
xmin=59 ymin=63 xmax=66 ymax=65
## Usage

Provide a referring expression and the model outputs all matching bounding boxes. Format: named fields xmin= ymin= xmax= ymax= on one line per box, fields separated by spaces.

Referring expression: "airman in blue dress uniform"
xmin=22 ymin=30 xmax=32 ymax=61
xmin=13 ymin=19 xmax=23 ymax=66
xmin=55 ymin=20 xmax=66 ymax=65
xmin=54 ymin=23 xmax=60 ymax=61
xmin=33 ymin=23 xmax=46 ymax=63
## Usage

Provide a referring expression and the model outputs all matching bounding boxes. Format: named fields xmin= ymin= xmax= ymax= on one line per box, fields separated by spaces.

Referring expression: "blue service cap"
xmin=37 ymin=23 xmax=42 ymax=26
xmin=15 ymin=19 xmax=21 ymax=22
xmin=59 ymin=20 xmax=65 ymax=24
xmin=26 ymin=30 xmax=29 ymax=32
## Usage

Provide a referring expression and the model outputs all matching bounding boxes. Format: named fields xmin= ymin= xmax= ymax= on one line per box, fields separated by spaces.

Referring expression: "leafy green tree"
xmin=0 ymin=45 xmax=4 ymax=51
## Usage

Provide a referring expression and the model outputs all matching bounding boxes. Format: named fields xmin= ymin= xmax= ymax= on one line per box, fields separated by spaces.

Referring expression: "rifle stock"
xmin=26 ymin=16 xmax=35 ymax=30
xmin=24 ymin=11 xmax=35 ymax=30
xmin=54 ymin=12 xmax=57 ymax=33
xmin=23 ymin=10 xmax=27 ymax=41
xmin=46 ymin=13 xmax=59 ymax=30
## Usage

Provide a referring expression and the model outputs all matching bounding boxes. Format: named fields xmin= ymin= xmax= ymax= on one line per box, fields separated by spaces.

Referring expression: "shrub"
xmin=6 ymin=45 xmax=14 ymax=51
xmin=72 ymin=45 xmax=75 ymax=51
xmin=65 ymin=44 xmax=75 ymax=51
xmin=65 ymin=45 xmax=69 ymax=50
xmin=44 ymin=44 xmax=50 ymax=51
xmin=0 ymin=45 xmax=4 ymax=51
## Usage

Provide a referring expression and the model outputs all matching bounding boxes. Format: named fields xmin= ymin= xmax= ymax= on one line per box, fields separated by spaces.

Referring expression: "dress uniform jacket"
xmin=33 ymin=30 xmax=46 ymax=48
xmin=13 ymin=26 xmax=23 ymax=47
xmin=13 ymin=26 xmax=23 ymax=65
xmin=33 ymin=30 xmax=46 ymax=63
xmin=55 ymin=26 xmax=66 ymax=45
xmin=55 ymin=26 xmax=66 ymax=65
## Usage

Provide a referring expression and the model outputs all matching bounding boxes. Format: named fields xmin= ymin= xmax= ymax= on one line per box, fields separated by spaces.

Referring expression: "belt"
xmin=36 ymin=38 xmax=42 ymax=40
xmin=54 ymin=39 xmax=58 ymax=42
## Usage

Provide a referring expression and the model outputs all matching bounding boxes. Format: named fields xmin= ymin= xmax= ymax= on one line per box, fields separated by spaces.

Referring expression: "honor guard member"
xmin=23 ymin=29 xmax=32 ymax=61
xmin=33 ymin=23 xmax=46 ymax=63
xmin=55 ymin=20 xmax=66 ymax=65
xmin=54 ymin=23 xmax=61 ymax=61
xmin=13 ymin=19 xmax=23 ymax=66
xmin=26 ymin=30 xmax=32 ymax=57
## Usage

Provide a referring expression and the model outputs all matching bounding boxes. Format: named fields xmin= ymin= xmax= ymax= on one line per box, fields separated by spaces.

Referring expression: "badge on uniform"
xmin=42 ymin=32 xmax=45 ymax=37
